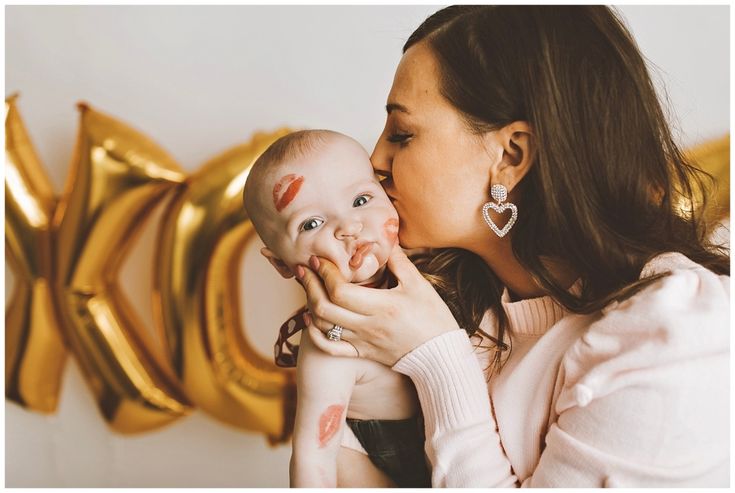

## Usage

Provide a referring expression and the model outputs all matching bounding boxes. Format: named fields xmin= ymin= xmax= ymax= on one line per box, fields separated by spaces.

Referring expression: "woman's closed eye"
xmin=299 ymin=217 xmax=324 ymax=232
xmin=387 ymin=132 xmax=413 ymax=147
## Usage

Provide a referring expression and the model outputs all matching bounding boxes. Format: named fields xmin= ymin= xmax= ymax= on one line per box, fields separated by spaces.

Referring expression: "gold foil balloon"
xmin=52 ymin=102 xmax=191 ymax=433
xmin=154 ymin=128 xmax=297 ymax=444
xmin=684 ymin=134 xmax=730 ymax=225
xmin=5 ymin=93 xmax=67 ymax=413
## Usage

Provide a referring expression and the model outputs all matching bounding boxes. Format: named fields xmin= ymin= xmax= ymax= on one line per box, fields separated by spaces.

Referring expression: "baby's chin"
xmin=344 ymin=255 xmax=386 ymax=284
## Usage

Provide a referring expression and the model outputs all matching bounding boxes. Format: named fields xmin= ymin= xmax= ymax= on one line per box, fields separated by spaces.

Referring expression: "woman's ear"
xmin=260 ymin=247 xmax=295 ymax=279
xmin=484 ymin=121 xmax=536 ymax=191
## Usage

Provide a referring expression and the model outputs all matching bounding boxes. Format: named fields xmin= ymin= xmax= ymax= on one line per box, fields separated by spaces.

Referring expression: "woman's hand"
xmin=295 ymin=243 xmax=461 ymax=367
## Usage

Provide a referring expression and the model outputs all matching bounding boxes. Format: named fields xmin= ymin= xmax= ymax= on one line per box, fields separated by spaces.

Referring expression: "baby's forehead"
xmin=270 ymin=166 xmax=372 ymax=218
xmin=267 ymin=145 xmax=373 ymax=187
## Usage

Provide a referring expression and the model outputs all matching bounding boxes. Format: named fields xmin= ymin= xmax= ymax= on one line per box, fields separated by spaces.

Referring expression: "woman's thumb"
xmin=386 ymin=243 xmax=418 ymax=285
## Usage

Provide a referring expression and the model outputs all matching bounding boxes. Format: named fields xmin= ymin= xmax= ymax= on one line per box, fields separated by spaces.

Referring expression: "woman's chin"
xmin=397 ymin=227 xmax=433 ymax=251
xmin=397 ymin=229 xmax=416 ymax=249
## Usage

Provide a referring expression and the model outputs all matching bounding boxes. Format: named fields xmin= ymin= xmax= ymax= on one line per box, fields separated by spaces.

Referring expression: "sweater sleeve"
xmin=393 ymin=256 xmax=729 ymax=487
xmin=523 ymin=263 xmax=730 ymax=487
xmin=392 ymin=330 xmax=518 ymax=487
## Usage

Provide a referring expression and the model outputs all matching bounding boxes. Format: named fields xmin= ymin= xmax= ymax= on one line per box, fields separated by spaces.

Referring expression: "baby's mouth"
xmin=349 ymin=242 xmax=374 ymax=270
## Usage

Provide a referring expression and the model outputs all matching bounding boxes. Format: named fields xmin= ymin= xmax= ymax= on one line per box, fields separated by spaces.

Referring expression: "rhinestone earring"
xmin=482 ymin=184 xmax=518 ymax=238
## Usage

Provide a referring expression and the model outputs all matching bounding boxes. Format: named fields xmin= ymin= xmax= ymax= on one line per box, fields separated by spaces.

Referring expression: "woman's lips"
xmin=349 ymin=242 xmax=373 ymax=269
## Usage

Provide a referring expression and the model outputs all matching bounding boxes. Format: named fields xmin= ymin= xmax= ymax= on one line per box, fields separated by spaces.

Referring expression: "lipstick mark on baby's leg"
xmin=272 ymin=174 xmax=304 ymax=212
xmin=318 ymin=404 xmax=345 ymax=448
xmin=383 ymin=218 xmax=399 ymax=244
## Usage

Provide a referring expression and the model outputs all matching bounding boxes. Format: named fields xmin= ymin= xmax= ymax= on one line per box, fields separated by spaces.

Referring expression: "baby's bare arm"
xmin=290 ymin=331 xmax=358 ymax=487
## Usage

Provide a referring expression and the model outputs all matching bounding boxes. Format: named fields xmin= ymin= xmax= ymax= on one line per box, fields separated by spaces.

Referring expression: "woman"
xmin=295 ymin=5 xmax=730 ymax=487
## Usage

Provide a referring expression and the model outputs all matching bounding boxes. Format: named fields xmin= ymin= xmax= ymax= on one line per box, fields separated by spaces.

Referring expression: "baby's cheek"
xmin=383 ymin=217 xmax=399 ymax=245
xmin=288 ymin=236 xmax=317 ymax=268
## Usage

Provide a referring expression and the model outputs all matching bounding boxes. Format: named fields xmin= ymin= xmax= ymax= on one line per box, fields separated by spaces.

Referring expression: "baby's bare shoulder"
xmin=297 ymin=331 xmax=361 ymax=375
xmin=298 ymin=331 xmax=403 ymax=386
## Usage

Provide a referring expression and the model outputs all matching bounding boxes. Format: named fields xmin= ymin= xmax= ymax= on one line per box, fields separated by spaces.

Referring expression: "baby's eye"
xmin=353 ymin=194 xmax=372 ymax=207
xmin=300 ymin=218 xmax=324 ymax=232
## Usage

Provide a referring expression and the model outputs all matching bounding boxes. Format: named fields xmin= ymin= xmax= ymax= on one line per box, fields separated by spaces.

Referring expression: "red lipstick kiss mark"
xmin=318 ymin=404 xmax=344 ymax=448
xmin=384 ymin=218 xmax=399 ymax=244
xmin=272 ymin=174 xmax=304 ymax=212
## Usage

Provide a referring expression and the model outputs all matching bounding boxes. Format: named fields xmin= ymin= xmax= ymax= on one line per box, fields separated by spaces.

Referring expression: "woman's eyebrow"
xmin=386 ymin=102 xmax=410 ymax=115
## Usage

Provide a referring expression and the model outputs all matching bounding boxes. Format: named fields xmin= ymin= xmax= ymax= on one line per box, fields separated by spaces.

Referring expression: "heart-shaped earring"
xmin=482 ymin=184 xmax=518 ymax=238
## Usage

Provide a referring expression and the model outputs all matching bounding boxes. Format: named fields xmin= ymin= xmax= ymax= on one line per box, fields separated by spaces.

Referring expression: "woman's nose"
xmin=335 ymin=219 xmax=363 ymax=239
xmin=370 ymin=130 xmax=392 ymax=177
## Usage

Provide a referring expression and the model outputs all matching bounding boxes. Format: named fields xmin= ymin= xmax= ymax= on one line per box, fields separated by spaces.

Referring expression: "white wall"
xmin=4 ymin=5 xmax=729 ymax=487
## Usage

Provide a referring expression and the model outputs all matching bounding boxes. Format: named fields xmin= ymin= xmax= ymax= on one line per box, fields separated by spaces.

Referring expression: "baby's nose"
xmin=335 ymin=220 xmax=363 ymax=239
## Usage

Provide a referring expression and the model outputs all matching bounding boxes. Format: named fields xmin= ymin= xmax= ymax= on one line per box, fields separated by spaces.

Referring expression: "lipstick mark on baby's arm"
xmin=318 ymin=404 xmax=345 ymax=448
xmin=272 ymin=173 xmax=304 ymax=212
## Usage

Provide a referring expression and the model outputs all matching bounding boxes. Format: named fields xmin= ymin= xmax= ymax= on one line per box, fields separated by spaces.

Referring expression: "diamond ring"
xmin=326 ymin=324 xmax=343 ymax=341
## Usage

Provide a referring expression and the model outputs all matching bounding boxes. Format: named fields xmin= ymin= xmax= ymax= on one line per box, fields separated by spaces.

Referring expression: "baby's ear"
xmin=260 ymin=247 xmax=295 ymax=279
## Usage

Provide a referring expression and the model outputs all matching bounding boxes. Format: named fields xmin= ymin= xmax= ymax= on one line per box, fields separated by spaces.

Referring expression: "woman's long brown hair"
xmin=406 ymin=5 xmax=729 ymax=375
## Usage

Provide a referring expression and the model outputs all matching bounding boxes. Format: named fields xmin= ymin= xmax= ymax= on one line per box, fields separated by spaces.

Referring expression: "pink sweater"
xmin=388 ymin=252 xmax=730 ymax=487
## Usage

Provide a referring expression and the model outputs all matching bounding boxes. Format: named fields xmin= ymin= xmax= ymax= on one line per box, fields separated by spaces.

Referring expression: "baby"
xmin=242 ymin=129 xmax=431 ymax=488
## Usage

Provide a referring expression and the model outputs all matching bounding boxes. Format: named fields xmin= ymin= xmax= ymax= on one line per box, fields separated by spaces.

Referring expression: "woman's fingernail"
xmin=309 ymin=256 xmax=320 ymax=270
xmin=303 ymin=312 xmax=312 ymax=326
xmin=296 ymin=265 xmax=305 ymax=279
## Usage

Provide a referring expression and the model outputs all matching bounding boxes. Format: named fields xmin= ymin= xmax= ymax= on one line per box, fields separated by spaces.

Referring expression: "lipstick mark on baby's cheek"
xmin=384 ymin=218 xmax=399 ymax=244
xmin=318 ymin=404 xmax=345 ymax=448
xmin=272 ymin=174 xmax=304 ymax=212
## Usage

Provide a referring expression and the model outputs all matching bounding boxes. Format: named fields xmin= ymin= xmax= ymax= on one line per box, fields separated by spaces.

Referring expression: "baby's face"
xmin=265 ymin=136 xmax=399 ymax=284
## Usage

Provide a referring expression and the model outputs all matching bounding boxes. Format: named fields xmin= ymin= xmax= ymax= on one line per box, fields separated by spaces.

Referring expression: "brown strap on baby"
xmin=274 ymin=306 xmax=309 ymax=368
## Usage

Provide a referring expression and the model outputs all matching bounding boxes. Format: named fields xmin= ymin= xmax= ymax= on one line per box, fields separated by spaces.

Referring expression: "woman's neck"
xmin=470 ymin=236 xmax=578 ymax=301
